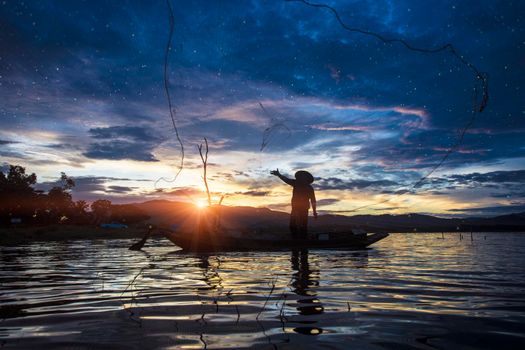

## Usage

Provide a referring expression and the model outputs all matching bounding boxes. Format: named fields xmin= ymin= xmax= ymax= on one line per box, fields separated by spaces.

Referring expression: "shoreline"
xmin=0 ymin=224 xmax=149 ymax=244
xmin=2 ymin=225 xmax=525 ymax=245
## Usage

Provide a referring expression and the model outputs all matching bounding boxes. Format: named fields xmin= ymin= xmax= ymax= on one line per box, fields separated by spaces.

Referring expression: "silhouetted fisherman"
xmin=271 ymin=169 xmax=317 ymax=239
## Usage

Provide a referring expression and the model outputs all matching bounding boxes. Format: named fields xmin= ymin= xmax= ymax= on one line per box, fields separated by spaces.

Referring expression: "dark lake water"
xmin=1 ymin=232 xmax=525 ymax=349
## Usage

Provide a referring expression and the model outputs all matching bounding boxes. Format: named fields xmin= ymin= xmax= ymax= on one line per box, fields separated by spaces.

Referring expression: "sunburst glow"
xmin=196 ymin=201 xmax=207 ymax=209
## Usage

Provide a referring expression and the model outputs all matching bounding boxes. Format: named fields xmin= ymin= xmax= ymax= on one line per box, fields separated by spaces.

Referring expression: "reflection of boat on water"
xmin=290 ymin=249 xmax=324 ymax=336
xmin=165 ymin=230 xmax=388 ymax=252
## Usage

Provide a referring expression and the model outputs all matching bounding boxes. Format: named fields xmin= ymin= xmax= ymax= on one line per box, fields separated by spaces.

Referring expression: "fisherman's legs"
xmin=297 ymin=208 xmax=308 ymax=238
xmin=290 ymin=209 xmax=299 ymax=238
xmin=290 ymin=207 xmax=308 ymax=239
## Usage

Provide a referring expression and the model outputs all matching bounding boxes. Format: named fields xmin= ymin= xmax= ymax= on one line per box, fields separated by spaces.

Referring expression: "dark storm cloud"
xmin=84 ymin=126 xmax=163 ymax=161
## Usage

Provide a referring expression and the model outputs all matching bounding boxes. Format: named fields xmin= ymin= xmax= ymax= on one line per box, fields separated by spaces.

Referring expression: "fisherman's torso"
xmin=291 ymin=183 xmax=313 ymax=209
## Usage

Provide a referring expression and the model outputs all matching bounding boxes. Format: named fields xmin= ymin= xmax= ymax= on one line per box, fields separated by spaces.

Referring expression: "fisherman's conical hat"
xmin=295 ymin=170 xmax=314 ymax=184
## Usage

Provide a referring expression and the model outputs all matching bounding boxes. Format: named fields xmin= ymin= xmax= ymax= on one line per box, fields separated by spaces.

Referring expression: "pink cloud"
xmin=309 ymin=123 xmax=372 ymax=131
xmin=432 ymin=147 xmax=487 ymax=155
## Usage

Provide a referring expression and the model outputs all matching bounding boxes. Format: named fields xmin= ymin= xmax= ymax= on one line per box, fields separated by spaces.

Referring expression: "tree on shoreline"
xmin=0 ymin=165 xmax=38 ymax=226
xmin=0 ymin=164 xmax=149 ymax=227
xmin=91 ymin=199 xmax=112 ymax=224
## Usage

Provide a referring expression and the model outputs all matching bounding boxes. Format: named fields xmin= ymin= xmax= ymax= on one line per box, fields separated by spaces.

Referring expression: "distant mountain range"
xmin=133 ymin=200 xmax=525 ymax=232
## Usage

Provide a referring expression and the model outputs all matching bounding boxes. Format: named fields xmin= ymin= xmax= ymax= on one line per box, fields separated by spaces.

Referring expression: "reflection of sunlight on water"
xmin=1 ymin=233 xmax=525 ymax=348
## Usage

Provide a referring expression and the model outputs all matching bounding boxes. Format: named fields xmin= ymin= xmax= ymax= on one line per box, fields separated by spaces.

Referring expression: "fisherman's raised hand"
xmin=270 ymin=169 xmax=280 ymax=176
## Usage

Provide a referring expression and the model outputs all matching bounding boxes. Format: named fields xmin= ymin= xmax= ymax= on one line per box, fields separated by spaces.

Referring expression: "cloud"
xmin=0 ymin=140 xmax=17 ymax=145
xmin=316 ymin=198 xmax=340 ymax=206
xmin=83 ymin=126 xmax=164 ymax=162
xmin=106 ymin=185 xmax=136 ymax=194
xmin=267 ymin=202 xmax=290 ymax=211
xmin=1 ymin=0 xmax=524 ymax=215
xmin=37 ymin=176 xmax=148 ymax=196
xmin=309 ymin=124 xmax=371 ymax=132
xmin=84 ymin=141 xmax=159 ymax=162
xmin=491 ymin=191 xmax=525 ymax=199
xmin=316 ymin=177 xmax=399 ymax=190
xmin=88 ymin=126 xmax=160 ymax=142
xmin=448 ymin=204 xmax=525 ymax=215
xmin=236 ymin=190 xmax=271 ymax=197
xmin=447 ymin=170 xmax=525 ymax=184
xmin=373 ymin=206 xmax=408 ymax=211
xmin=159 ymin=187 xmax=203 ymax=198
xmin=415 ymin=170 xmax=525 ymax=194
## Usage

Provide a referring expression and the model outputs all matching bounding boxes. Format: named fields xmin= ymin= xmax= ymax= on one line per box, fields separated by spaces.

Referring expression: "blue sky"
xmin=1 ymin=0 xmax=524 ymax=216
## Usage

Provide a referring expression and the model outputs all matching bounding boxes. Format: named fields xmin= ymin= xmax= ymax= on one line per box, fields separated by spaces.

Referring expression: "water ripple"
xmin=1 ymin=233 xmax=525 ymax=349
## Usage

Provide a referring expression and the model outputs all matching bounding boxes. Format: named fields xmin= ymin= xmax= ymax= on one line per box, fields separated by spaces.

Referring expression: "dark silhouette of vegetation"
xmin=0 ymin=164 xmax=149 ymax=228
xmin=91 ymin=199 xmax=112 ymax=224
xmin=110 ymin=204 xmax=150 ymax=224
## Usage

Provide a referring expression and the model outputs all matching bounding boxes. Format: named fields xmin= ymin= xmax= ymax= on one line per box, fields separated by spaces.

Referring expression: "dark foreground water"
xmin=1 ymin=232 xmax=525 ymax=349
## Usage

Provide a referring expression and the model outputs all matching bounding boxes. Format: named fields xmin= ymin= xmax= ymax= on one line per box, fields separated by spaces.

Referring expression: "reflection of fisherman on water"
xmin=290 ymin=249 xmax=324 ymax=336
xmin=195 ymin=254 xmax=223 ymax=292
xmin=271 ymin=169 xmax=317 ymax=239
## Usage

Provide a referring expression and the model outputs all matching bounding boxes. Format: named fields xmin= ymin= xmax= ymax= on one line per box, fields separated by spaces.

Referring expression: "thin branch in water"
xmin=256 ymin=277 xmax=277 ymax=320
xmin=278 ymin=294 xmax=288 ymax=328
xmin=199 ymin=331 xmax=208 ymax=349
xmin=200 ymin=311 xmax=207 ymax=325
xmin=235 ymin=304 xmax=240 ymax=324
xmin=225 ymin=288 xmax=234 ymax=303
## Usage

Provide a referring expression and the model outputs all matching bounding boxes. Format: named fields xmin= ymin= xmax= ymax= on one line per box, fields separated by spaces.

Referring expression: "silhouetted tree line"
xmin=0 ymin=165 xmax=149 ymax=227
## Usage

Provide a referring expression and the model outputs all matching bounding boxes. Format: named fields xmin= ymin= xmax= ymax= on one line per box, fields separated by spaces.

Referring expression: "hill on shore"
xmin=134 ymin=200 xmax=525 ymax=233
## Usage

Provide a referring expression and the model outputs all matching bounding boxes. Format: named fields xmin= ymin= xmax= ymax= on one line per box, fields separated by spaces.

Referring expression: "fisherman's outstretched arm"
xmin=270 ymin=169 xmax=294 ymax=186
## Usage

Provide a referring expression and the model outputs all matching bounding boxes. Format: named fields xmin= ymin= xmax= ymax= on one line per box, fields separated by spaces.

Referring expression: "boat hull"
xmin=165 ymin=231 xmax=389 ymax=252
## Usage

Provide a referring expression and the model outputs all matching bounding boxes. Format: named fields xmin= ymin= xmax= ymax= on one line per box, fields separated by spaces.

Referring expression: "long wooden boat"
xmin=164 ymin=231 xmax=389 ymax=252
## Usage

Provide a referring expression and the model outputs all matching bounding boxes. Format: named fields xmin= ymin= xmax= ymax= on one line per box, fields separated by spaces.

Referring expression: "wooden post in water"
xmin=470 ymin=230 xmax=473 ymax=241
xmin=442 ymin=232 xmax=444 ymax=240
